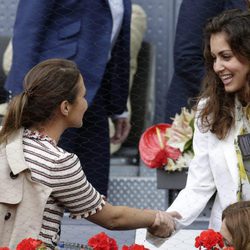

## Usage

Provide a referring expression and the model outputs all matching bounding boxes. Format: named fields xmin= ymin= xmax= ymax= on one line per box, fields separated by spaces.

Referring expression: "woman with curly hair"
xmin=166 ymin=8 xmax=250 ymax=234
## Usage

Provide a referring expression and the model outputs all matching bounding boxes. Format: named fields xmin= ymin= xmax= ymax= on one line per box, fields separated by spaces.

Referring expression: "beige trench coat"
xmin=0 ymin=128 xmax=52 ymax=249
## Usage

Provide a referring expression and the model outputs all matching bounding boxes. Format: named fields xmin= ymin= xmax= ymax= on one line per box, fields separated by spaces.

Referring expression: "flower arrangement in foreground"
xmin=88 ymin=232 xmax=149 ymax=250
xmin=139 ymin=107 xmax=194 ymax=171
xmin=88 ymin=232 xmax=118 ymax=249
xmin=194 ymin=229 xmax=234 ymax=250
xmin=0 ymin=238 xmax=46 ymax=250
xmin=0 ymin=232 xmax=148 ymax=250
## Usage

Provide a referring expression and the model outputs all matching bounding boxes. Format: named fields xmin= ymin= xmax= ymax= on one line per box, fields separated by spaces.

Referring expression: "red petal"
xmin=139 ymin=124 xmax=172 ymax=168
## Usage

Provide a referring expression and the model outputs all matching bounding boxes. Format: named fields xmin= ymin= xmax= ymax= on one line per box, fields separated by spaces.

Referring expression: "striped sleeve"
xmin=52 ymin=152 xmax=105 ymax=219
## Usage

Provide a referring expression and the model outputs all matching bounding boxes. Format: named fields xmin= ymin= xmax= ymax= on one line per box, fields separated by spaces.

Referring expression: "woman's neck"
xmin=29 ymin=121 xmax=65 ymax=144
xmin=237 ymin=90 xmax=250 ymax=107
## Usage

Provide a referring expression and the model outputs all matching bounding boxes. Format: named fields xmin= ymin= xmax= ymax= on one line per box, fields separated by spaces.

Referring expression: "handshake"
xmin=147 ymin=211 xmax=182 ymax=238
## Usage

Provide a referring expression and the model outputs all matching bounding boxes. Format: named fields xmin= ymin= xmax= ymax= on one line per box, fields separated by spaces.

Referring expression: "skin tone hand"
xmin=111 ymin=117 xmax=131 ymax=144
xmin=148 ymin=211 xmax=182 ymax=238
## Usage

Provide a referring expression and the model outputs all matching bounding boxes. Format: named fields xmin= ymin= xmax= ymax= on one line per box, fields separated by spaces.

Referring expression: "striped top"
xmin=22 ymin=129 xmax=105 ymax=249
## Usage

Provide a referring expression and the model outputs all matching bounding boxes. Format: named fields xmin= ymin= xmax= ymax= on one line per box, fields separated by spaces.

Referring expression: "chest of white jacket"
xmin=208 ymin=132 xmax=238 ymax=191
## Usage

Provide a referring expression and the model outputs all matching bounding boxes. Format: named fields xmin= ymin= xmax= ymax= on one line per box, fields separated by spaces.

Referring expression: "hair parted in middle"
xmin=195 ymin=9 xmax=250 ymax=139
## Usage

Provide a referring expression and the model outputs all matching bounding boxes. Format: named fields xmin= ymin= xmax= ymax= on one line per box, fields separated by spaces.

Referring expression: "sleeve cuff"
xmin=112 ymin=111 xmax=129 ymax=120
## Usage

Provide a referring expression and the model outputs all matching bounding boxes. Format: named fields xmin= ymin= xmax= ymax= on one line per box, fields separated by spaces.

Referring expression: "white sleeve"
xmin=167 ymin=108 xmax=216 ymax=230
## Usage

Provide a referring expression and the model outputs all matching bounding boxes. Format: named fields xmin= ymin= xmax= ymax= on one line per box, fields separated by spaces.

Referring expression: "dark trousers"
xmin=59 ymin=95 xmax=110 ymax=197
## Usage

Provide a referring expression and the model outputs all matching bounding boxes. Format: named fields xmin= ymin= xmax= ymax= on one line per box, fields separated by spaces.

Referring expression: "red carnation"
xmin=195 ymin=229 xmax=224 ymax=250
xmin=88 ymin=232 xmax=118 ymax=250
xmin=139 ymin=123 xmax=181 ymax=168
xmin=122 ymin=244 xmax=149 ymax=250
xmin=16 ymin=238 xmax=45 ymax=250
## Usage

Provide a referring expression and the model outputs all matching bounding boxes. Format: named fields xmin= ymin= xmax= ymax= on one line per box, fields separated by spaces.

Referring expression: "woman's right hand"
xmin=147 ymin=211 xmax=182 ymax=238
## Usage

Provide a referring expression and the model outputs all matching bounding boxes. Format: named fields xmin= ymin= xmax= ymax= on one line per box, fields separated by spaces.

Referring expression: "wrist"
xmin=142 ymin=208 xmax=158 ymax=228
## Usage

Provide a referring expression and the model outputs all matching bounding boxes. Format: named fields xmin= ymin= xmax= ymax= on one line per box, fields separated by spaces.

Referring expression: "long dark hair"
xmin=0 ymin=58 xmax=80 ymax=143
xmin=196 ymin=9 xmax=250 ymax=139
xmin=247 ymin=0 xmax=250 ymax=9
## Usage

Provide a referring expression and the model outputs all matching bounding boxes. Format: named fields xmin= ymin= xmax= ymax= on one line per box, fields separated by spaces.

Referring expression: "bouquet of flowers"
xmin=0 ymin=233 xmax=148 ymax=250
xmin=194 ymin=229 xmax=234 ymax=250
xmin=88 ymin=232 xmax=148 ymax=250
xmin=122 ymin=245 xmax=149 ymax=250
xmin=0 ymin=238 xmax=46 ymax=250
xmin=139 ymin=108 xmax=194 ymax=171
xmin=88 ymin=232 xmax=118 ymax=250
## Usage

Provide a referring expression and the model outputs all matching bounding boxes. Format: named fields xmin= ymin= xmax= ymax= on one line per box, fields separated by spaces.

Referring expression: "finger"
xmin=115 ymin=120 xmax=123 ymax=139
xmin=157 ymin=211 xmax=175 ymax=238
xmin=110 ymin=121 xmax=123 ymax=143
xmin=151 ymin=211 xmax=161 ymax=228
xmin=112 ymin=120 xmax=131 ymax=144
xmin=119 ymin=121 xmax=131 ymax=142
xmin=168 ymin=211 xmax=182 ymax=220
xmin=160 ymin=211 xmax=174 ymax=228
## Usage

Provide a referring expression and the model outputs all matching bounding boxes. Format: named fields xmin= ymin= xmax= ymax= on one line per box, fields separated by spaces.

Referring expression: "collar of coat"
xmin=5 ymin=128 xmax=29 ymax=175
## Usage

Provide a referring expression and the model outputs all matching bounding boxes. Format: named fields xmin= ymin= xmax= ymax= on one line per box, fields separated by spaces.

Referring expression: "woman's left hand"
xmin=111 ymin=117 xmax=131 ymax=144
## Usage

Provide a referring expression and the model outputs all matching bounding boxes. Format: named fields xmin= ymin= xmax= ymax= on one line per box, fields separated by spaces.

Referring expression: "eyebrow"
xmin=211 ymin=49 xmax=232 ymax=55
xmin=210 ymin=49 xmax=233 ymax=56
xmin=219 ymin=50 xmax=232 ymax=53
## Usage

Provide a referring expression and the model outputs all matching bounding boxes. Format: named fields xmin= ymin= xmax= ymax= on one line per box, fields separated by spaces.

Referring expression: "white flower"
xmin=166 ymin=107 xmax=194 ymax=152
xmin=164 ymin=151 xmax=194 ymax=172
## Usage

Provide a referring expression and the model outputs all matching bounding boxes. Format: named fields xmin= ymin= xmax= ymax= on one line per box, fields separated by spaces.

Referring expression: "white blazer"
xmin=167 ymin=106 xmax=239 ymax=231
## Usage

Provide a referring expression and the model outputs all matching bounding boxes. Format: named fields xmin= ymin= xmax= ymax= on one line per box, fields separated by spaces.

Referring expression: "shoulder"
xmin=194 ymin=98 xmax=212 ymax=134
xmin=196 ymin=98 xmax=208 ymax=111
xmin=195 ymin=98 xmax=207 ymax=122
xmin=23 ymin=135 xmax=79 ymax=168
xmin=54 ymin=148 xmax=79 ymax=168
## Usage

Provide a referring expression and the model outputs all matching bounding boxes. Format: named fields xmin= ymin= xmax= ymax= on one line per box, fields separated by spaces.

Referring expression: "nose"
xmin=213 ymin=58 xmax=224 ymax=74
xmin=84 ymin=99 xmax=88 ymax=110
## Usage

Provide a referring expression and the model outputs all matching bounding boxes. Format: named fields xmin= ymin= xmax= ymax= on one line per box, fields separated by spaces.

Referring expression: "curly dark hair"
xmin=196 ymin=9 xmax=250 ymax=139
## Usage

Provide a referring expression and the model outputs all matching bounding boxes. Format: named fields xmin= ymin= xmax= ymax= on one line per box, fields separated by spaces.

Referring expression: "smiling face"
xmin=210 ymin=32 xmax=250 ymax=93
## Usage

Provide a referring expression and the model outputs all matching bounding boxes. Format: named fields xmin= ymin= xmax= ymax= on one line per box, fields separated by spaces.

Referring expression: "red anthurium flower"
xmin=16 ymin=238 xmax=45 ymax=250
xmin=139 ymin=123 xmax=181 ymax=168
xmin=88 ymin=232 xmax=118 ymax=250
xmin=165 ymin=144 xmax=182 ymax=160
xmin=122 ymin=244 xmax=149 ymax=250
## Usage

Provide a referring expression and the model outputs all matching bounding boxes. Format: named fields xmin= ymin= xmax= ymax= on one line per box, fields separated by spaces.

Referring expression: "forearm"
xmin=109 ymin=207 xmax=156 ymax=230
xmin=88 ymin=202 xmax=156 ymax=230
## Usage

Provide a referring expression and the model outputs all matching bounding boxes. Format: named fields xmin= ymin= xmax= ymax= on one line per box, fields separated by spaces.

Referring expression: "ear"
xmin=60 ymin=100 xmax=70 ymax=116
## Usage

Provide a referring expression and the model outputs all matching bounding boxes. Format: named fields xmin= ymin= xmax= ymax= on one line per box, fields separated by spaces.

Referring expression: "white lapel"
xmin=221 ymin=126 xmax=239 ymax=186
